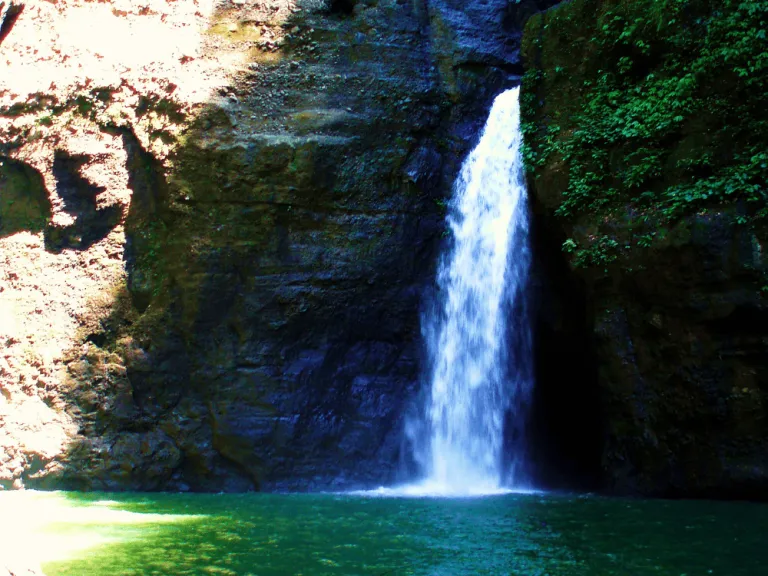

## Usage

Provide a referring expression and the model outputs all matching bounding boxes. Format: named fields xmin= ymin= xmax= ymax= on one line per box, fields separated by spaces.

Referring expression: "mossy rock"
xmin=0 ymin=156 xmax=51 ymax=237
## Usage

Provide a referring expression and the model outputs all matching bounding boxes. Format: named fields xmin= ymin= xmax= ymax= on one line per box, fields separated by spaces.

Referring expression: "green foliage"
xmin=564 ymin=235 xmax=620 ymax=268
xmin=36 ymin=114 xmax=54 ymax=126
xmin=522 ymin=0 xmax=768 ymax=264
xmin=74 ymin=95 xmax=95 ymax=117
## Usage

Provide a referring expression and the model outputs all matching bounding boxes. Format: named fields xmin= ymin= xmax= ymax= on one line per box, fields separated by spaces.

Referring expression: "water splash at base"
xmin=350 ymin=483 xmax=540 ymax=498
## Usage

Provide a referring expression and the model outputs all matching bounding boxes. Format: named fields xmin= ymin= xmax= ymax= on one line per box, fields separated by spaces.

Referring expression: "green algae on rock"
xmin=522 ymin=0 xmax=768 ymax=498
xmin=522 ymin=0 xmax=768 ymax=266
xmin=0 ymin=156 xmax=52 ymax=238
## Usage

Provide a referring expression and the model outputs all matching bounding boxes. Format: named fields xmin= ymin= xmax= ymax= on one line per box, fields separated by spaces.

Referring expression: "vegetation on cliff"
xmin=522 ymin=0 xmax=768 ymax=267
xmin=521 ymin=0 xmax=768 ymax=500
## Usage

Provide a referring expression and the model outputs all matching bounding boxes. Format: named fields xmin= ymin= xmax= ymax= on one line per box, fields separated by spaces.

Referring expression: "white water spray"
xmin=404 ymin=87 xmax=532 ymax=496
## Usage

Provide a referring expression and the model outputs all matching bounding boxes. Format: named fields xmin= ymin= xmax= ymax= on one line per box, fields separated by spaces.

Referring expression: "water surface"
xmin=1 ymin=491 xmax=765 ymax=575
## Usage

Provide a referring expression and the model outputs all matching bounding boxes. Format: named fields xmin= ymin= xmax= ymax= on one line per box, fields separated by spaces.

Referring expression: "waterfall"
xmin=408 ymin=87 xmax=532 ymax=496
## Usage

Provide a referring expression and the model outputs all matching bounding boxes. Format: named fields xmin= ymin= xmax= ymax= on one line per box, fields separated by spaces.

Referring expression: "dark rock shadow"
xmin=328 ymin=0 xmax=357 ymax=15
xmin=44 ymin=150 xmax=123 ymax=252
xmin=0 ymin=1 xmax=23 ymax=47
xmin=525 ymin=195 xmax=603 ymax=492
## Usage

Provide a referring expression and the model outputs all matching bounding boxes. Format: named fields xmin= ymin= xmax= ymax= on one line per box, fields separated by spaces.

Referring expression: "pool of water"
xmin=1 ymin=491 xmax=766 ymax=575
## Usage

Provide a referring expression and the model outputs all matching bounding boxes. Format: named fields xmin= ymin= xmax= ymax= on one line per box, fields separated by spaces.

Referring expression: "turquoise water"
xmin=2 ymin=491 xmax=767 ymax=575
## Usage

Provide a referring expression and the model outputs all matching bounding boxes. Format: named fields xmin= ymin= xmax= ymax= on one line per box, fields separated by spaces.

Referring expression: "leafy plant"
xmin=522 ymin=0 xmax=768 ymax=265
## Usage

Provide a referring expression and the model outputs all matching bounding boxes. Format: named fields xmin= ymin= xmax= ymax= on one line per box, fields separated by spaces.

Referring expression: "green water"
xmin=2 ymin=491 xmax=766 ymax=575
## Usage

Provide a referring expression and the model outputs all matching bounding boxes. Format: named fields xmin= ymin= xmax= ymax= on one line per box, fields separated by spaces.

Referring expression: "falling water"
xmin=406 ymin=87 xmax=532 ymax=496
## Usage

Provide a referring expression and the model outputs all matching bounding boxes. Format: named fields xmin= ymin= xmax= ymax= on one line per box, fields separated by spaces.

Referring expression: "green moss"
xmin=74 ymin=95 xmax=96 ymax=117
xmin=36 ymin=115 xmax=54 ymax=126
xmin=0 ymin=94 xmax=57 ymax=117
xmin=522 ymin=0 xmax=768 ymax=265
xmin=136 ymin=95 xmax=187 ymax=124
xmin=207 ymin=21 xmax=263 ymax=43
xmin=0 ymin=156 xmax=52 ymax=236
xmin=149 ymin=129 xmax=177 ymax=145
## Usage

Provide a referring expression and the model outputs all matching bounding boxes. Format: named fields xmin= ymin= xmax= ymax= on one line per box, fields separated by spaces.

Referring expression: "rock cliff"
xmin=1 ymin=0 xmax=554 ymax=491
xmin=8 ymin=0 xmax=762 ymax=500
xmin=522 ymin=0 xmax=768 ymax=498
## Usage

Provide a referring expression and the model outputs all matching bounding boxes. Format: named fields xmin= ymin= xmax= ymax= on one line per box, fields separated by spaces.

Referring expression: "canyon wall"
xmin=5 ymin=0 xmax=764 ymax=499
xmin=1 ymin=0 xmax=554 ymax=491
xmin=522 ymin=0 xmax=768 ymax=499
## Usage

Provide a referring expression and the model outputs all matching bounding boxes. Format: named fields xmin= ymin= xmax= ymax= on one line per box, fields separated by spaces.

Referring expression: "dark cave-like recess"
xmin=328 ymin=0 xmax=358 ymax=15
xmin=523 ymin=201 xmax=604 ymax=491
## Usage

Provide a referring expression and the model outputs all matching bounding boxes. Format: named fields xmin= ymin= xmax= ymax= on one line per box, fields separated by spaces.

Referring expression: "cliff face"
xmin=6 ymin=0 xmax=764 ymax=499
xmin=522 ymin=0 xmax=768 ymax=498
xmin=1 ymin=0 xmax=554 ymax=491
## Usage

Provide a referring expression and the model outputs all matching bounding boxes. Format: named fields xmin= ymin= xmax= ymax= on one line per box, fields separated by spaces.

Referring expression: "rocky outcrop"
xmin=9 ymin=0 xmax=763 ymax=500
xmin=1 ymin=0 xmax=554 ymax=491
xmin=522 ymin=0 xmax=768 ymax=499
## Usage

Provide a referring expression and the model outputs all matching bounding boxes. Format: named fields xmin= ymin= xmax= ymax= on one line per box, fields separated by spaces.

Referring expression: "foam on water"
xmin=349 ymin=483 xmax=540 ymax=499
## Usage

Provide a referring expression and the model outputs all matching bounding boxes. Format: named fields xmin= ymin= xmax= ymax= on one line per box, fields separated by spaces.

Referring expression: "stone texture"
xmin=1 ymin=0 xmax=552 ymax=491
xmin=521 ymin=0 xmax=768 ymax=499
xmin=96 ymin=0 xmax=549 ymax=491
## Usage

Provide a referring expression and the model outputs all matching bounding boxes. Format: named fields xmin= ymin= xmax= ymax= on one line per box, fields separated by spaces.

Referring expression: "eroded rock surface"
xmin=1 ymin=0 xmax=549 ymax=490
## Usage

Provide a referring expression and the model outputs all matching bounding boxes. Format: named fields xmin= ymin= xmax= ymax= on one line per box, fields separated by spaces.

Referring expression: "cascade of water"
xmin=407 ymin=87 xmax=532 ymax=496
